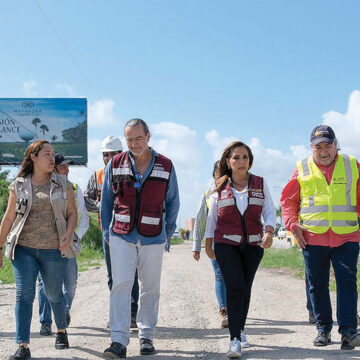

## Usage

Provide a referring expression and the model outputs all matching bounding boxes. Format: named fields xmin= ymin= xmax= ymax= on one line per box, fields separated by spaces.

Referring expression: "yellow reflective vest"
xmin=297 ymin=154 xmax=359 ymax=234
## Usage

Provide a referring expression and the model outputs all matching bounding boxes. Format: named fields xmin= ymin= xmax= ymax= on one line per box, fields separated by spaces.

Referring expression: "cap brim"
xmin=58 ymin=159 xmax=73 ymax=165
xmin=311 ymin=137 xmax=334 ymax=146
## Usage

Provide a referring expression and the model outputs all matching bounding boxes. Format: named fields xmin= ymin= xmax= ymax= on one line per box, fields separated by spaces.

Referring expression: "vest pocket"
xmin=139 ymin=208 xmax=162 ymax=236
xmin=114 ymin=205 xmax=131 ymax=232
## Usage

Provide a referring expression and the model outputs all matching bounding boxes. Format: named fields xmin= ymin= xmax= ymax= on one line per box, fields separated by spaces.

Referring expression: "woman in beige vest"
xmin=0 ymin=140 xmax=77 ymax=360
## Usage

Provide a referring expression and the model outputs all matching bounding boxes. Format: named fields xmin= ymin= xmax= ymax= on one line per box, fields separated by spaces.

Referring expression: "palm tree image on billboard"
xmin=0 ymin=98 xmax=87 ymax=165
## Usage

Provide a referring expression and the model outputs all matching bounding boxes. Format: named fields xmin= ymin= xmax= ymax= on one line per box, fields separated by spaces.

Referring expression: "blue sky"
xmin=1 ymin=0 xmax=360 ymax=227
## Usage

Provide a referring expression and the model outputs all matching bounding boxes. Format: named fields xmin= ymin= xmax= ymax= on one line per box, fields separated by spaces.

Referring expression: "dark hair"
xmin=214 ymin=141 xmax=253 ymax=193
xmin=124 ymin=118 xmax=150 ymax=135
xmin=212 ymin=160 xmax=219 ymax=178
xmin=17 ymin=140 xmax=51 ymax=178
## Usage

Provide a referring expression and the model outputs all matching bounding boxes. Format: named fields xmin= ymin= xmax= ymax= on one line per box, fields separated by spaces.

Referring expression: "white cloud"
xmin=322 ymin=90 xmax=360 ymax=156
xmin=205 ymin=129 xmax=237 ymax=161
xmin=88 ymin=99 xmax=117 ymax=127
xmin=22 ymin=80 xmax=38 ymax=97
xmin=56 ymin=83 xmax=77 ymax=97
xmin=150 ymin=122 xmax=206 ymax=227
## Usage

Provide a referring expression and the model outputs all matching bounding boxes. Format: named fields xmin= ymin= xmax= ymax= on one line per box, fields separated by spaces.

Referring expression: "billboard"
xmin=0 ymin=98 xmax=87 ymax=165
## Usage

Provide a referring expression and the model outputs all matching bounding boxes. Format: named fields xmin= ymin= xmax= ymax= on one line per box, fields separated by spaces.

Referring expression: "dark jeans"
xmin=215 ymin=243 xmax=264 ymax=339
xmin=103 ymin=236 xmax=139 ymax=316
xmin=303 ymin=242 xmax=359 ymax=335
xmin=305 ymin=269 xmax=313 ymax=313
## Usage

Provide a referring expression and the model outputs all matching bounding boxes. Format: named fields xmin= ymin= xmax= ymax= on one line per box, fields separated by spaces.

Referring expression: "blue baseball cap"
xmin=310 ymin=125 xmax=336 ymax=146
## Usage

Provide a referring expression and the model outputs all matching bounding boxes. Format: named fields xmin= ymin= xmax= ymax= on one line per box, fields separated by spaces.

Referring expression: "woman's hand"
xmin=261 ymin=232 xmax=273 ymax=249
xmin=193 ymin=251 xmax=200 ymax=261
xmin=59 ymin=232 xmax=73 ymax=252
xmin=205 ymin=238 xmax=216 ymax=260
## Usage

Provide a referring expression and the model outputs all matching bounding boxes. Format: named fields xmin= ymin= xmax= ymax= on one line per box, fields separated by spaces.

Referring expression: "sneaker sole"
xmin=341 ymin=343 xmax=355 ymax=350
xmin=227 ymin=351 xmax=241 ymax=358
xmin=40 ymin=331 xmax=52 ymax=336
xmin=140 ymin=350 xmax=155 ymax=355
xmin=349 ymin=335 xmax=360 ymax=347
xmin=241 ymin=342 xmax=250 ymax=348
xmin=103 ymin=351 xmax=126 ymax=358
xmin=55 ymin=344 xmax=69 ymax=350
xmin=313 ymin=340 xmax=331 ymax=347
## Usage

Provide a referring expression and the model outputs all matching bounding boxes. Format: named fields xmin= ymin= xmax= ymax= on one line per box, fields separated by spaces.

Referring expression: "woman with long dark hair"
xmin=0 ymin=140 xmax=77 ymax=360
xmin=205 ymin=141 xmax=276 ymax=358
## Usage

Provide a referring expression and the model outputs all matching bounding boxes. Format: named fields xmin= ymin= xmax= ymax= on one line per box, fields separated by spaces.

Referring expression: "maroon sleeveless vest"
xmin=111 ymin=151 xmax=172 ymax=236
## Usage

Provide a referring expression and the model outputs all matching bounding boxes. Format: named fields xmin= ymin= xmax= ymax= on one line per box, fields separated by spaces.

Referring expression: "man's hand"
xmin=193 ymin=251 xmax=200 ymax=261
xmin=293 ymin=225 xmax=307 ymax=249
xmin=261 ymin=232 xmax=273 ymax=249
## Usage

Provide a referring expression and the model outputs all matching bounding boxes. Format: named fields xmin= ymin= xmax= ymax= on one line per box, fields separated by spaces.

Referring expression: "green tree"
xmin=39 ymin=124 xmax=49 ymax=139
xmin=62 ymin=120 xmax=87 ymax=143
xmin=32 ymin=117 xmax=41 ymax=139
xmin=0 ymin=170 xmax=10 ymax=220
xmin=51 ymin=135 xmax=58 ymax=143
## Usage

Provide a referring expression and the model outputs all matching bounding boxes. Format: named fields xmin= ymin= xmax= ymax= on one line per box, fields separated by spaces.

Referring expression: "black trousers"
xmin=215 ymin=243 xmax=264 ymax=339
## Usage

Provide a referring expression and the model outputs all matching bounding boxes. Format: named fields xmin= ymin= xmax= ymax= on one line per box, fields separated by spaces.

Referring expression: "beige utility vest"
xmin=5 ymin=173 xmax=76 ymax=259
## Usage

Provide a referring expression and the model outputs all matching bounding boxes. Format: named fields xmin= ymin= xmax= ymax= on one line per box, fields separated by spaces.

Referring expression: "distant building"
xmin=185 ymin=218 xmax=195 ymax=231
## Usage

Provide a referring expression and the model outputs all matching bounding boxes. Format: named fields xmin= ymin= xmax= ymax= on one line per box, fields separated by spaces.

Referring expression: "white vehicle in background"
xmin=277 ymin=226 xmax=297 ymax=246
xmin=278 ymin=226 xmax=287 ymax=240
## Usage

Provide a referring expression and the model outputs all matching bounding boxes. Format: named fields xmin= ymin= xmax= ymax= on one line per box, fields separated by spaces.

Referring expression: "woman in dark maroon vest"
xmin=205 ymin=141 xmax=276 ymax=359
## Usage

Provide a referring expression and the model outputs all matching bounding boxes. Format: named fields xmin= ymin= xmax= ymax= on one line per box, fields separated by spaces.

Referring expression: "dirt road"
xmin=0 ymin=241 xmax=359 ymax=359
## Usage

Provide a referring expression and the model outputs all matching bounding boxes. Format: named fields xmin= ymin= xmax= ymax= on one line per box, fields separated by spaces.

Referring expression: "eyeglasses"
xmin=134 ymin=173 xmax=141 ymax=190
xmin=103 ymin=151 xmax=122 ymax=158
xmin=125 ymin=135 xmax=146 ymax=145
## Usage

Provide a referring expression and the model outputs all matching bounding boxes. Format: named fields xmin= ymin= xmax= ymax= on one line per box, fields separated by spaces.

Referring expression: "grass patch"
xmin=77 ymin=246 xmax=104 ymax=272
xmin=261 ymin=246 xmax=360 ymax=293
xmin=0 ymin=252 xmax=15 ymax=284
xmin=171 ymin=237 xmax=184 ymax=245
xmin=261 ymin=246 xmax=305 ymax=278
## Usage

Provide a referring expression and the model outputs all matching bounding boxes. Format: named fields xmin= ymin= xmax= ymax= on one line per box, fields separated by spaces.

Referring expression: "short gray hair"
xmin=124 ymin=118 xmax=149 ymax=135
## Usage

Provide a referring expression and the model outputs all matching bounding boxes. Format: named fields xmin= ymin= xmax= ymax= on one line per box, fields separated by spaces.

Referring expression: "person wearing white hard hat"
xmin=84 ymin=136 xmax=139 ymax=328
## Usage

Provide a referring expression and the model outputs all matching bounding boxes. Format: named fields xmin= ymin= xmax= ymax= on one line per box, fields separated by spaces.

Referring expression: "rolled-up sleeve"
xmin=100 ymin=160 xmax=115 ymax=242
xmin=280 ymin=168 xmax=301 ymax=233
xmin=165 ymin=165 xmax=180 ymax=239
xmin=205 ymin=194 xmax=218 ymax=238
xmin=84 ymin=172 xmax=100 ymax=213
xmin=261 ymin=180 xmax=276 ymax=229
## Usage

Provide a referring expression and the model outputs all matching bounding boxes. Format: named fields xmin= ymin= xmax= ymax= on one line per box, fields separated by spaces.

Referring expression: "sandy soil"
xmin=1 ymin=241 xmax=359 ymax=359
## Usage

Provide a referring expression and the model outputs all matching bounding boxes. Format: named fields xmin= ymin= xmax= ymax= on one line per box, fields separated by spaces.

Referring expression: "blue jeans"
xmin=303 ymin=242 xmax=359 ymax=335
xmin=12 ymin=245 xmax=68 ymax=344
xmin=211 ymin=259 xmax=227 ymax=309
xmin=38 ymin=257 xmax=78 ymax=325
xmin=103 ymin=236 xmax=139 ymax=316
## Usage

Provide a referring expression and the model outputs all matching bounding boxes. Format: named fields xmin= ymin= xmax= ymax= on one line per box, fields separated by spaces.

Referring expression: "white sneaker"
xmin=226 ymin=337 xmax=242 ymax=358
xmin=240 ymin=332 xmax=250 ymax=348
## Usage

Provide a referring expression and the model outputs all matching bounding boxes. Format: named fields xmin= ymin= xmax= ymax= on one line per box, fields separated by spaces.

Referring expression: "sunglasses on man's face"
xmin=103 ymin=151 xmax=122 ymax=158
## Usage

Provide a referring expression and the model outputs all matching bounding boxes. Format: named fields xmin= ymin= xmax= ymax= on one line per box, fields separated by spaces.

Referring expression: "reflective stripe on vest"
xmin=297 ymin=154 xmax=359 ymax=234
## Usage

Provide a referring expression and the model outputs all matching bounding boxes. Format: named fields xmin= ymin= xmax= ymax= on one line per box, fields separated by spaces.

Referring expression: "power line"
xmin=33 ymin=0 xmax=101 ymax=100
